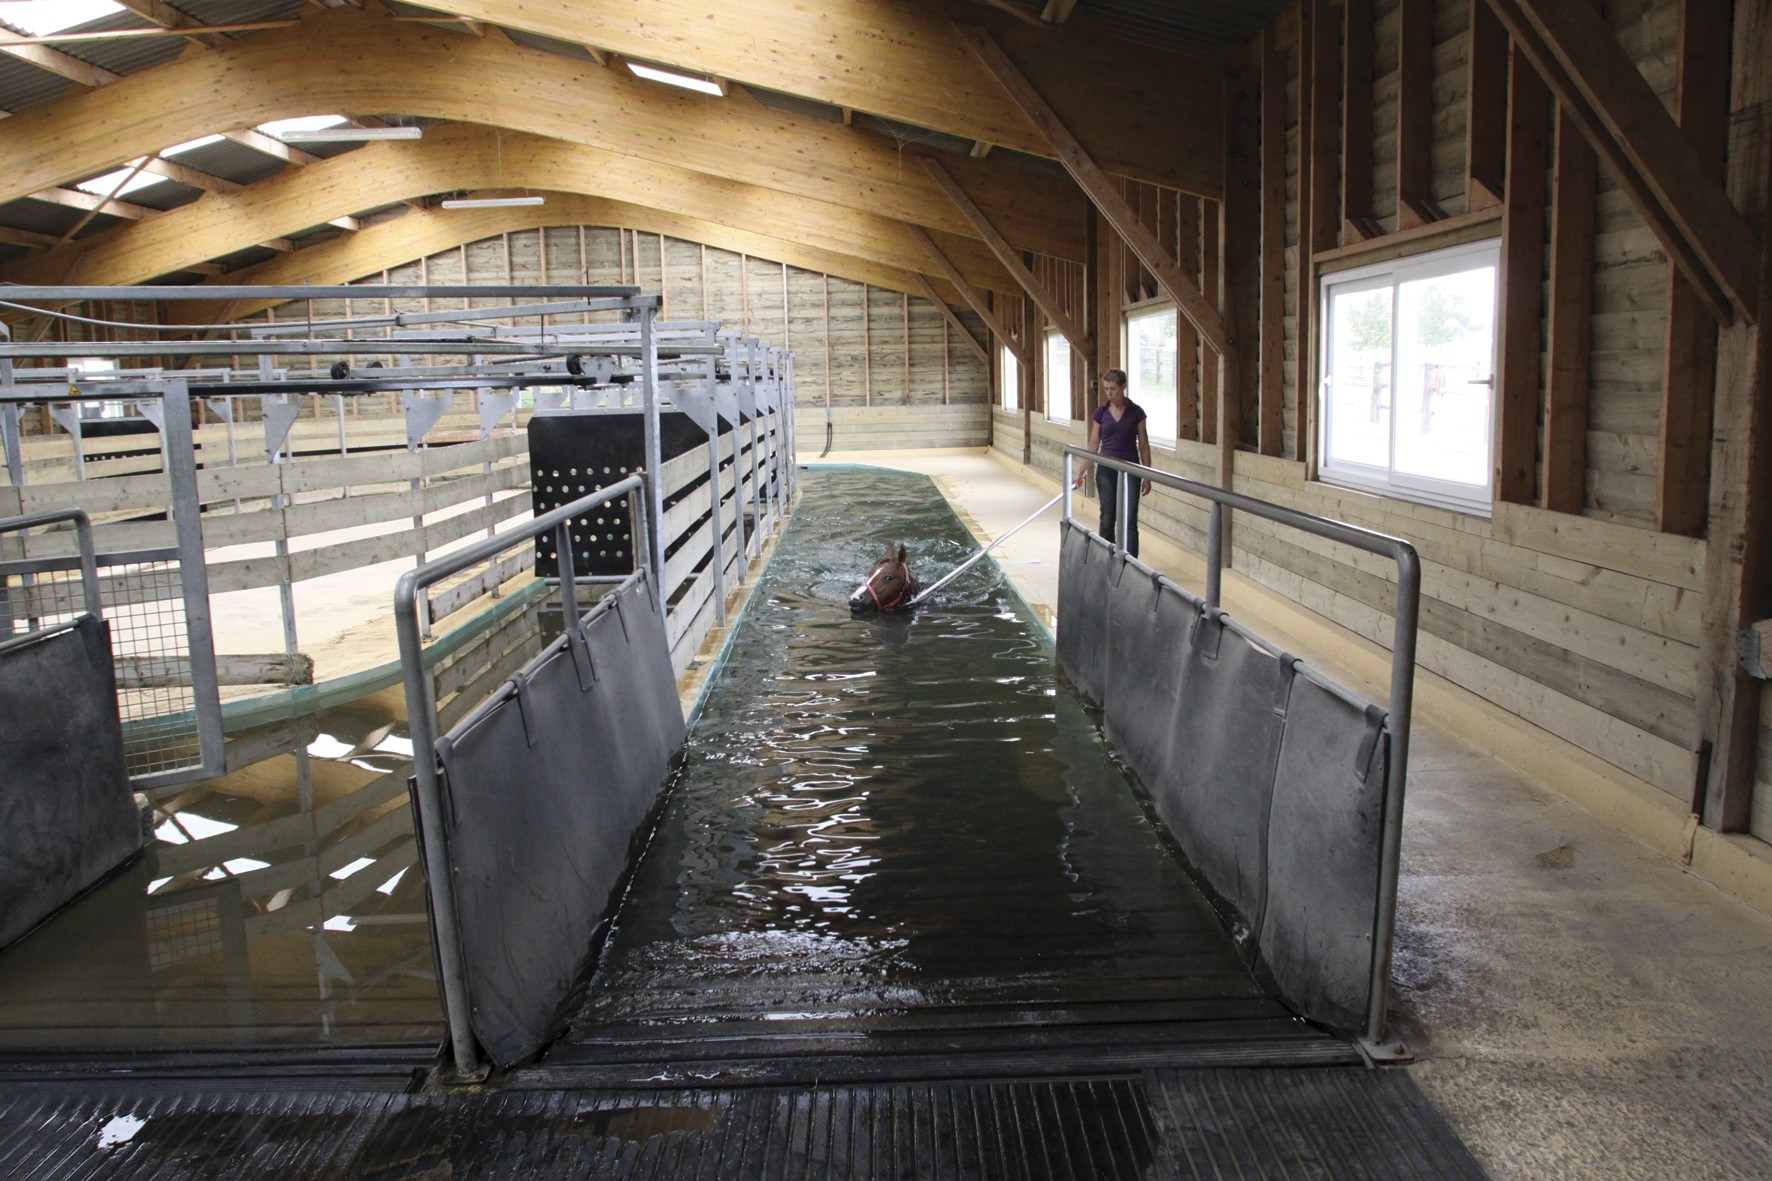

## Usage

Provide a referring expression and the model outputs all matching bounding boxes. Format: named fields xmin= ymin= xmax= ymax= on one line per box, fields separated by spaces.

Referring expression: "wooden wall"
xmin=997 ymin=0 xmax=1770 ymax=845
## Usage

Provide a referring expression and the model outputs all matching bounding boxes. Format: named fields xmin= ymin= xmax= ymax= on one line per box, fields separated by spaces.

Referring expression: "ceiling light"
xmin=440 ymin=196 xmax=546 ymax=209
xmin=279 ymin=126 xmax=423 ymax=143
xmin=626 ymin=61 xmax=725 ymax=97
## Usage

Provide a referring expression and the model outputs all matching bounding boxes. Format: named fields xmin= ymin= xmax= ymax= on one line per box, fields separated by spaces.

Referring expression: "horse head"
xmin=850 ymin=542 xmax=917 ymax=612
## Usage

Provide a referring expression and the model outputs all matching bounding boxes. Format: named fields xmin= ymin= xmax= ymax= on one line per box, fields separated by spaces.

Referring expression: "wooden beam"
xmin=113 ymin=0 xmax=234 ymax=50
xmin=955 ymin=24 xmax=1228 ymax=356
xmin=0 ymin=41 xmax=120 ymax=88
xmin=0 ymin=226 xmax=58 ymax=250
xmin=224 ymin=128 xmax=321 ymax=167
xmin=1041 ymin=0 xmax=1082 ymax=22
xmin=1177 ymin=198 xmax=1201 ymax=442
xmin=979 ymin=0 xmax=1047 ymax=31
xmin=1694 ymin=35 xmax=1772 ymax=832
xmin=1260 ymin=27 xmax=1288 ymax=457
xmin=1464 ymin=0 xmax=1508 ymax=210
xmin=1657 ymin=0 xmax=1731 ymax=537
xmin=1495 ymin=44 xmax=1550 ymax=506
xmin=1484 ymin=0 xmax=1760 ymax=326
xmin=1341 ymin=0 xmax=1378 ymax=241
xmin=922 ymin=158 xmax=1093 ymax=364
xmin=1221 ymin=71 xmax=1261 ymax=483
xmin=135 ymin=155 xmax=242 ymax=195
xmin=906 ymin=222 xmax=1030 ymax=366
xmin=1307 ymin=0 xmax=1340 ymax=254
xmin=28 ymin=187 xmax=156 ymax=220
xmin=0 ymin=13 xmax=1089 ymax=264
xmin=1292 ymin=1 xmax=1316 ymax=462
xmin=408 ymin=0 xmax=1226 ymax=195
xmin=911 ymin=273 xmax=990 ymax=365
xmin=970 ymin=141 xmax=994 ymax=159
xmin=1542 ymin=97 xmax=1597 ymax=514
xmin=1395 ymin=0 xmax=1442 ymax=227
xmin=0 ymin=22 xmax=293 ymax=47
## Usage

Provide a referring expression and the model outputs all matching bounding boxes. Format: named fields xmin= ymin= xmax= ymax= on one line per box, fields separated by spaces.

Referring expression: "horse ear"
xmin=897 ymin=544 xmax=907 ymax=564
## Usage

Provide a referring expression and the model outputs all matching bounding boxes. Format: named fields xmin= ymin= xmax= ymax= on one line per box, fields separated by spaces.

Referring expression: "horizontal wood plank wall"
xmin=1192 ymin=0 xmax=1719 ymax=826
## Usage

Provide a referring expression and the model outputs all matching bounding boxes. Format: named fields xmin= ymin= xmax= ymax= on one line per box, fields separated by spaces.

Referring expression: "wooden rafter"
xmin=0 ymin=39 xmax=120 ymax=88
xmin=1292 ymin=1 xmax=1315 ymax=462
xmin=223 ymin=129 xmax=321 ymax=168
xmin=1395 ymin=0 xmax=1442 ymax=227
xmin=0 ymin=227 xmax=58 ymax=250
xmin=28 ymin=187 xmax=155 ymax=220
xmin=911 ymin=273 xmax=990 ymax=365
xmin=1260 ymin=26 xmax=1288 ymax=456
xmin=1341 ymin=0 xmax=1378 ymax=241
xmin=1495 ymin=44 xmax=1550 ymax=506
xmin=1543 ymin=93 xmax=1597 ymax=514
xmin=415 ymin=0 xmax=1225 ymax=195
xmin=114 ymin=0 xmax=234 ymax=50
xmin=1220 ymin=73 xmax=1261 ymax=483
xmin=921 ymin=158 xmax=1092 ymax=364
xmin=135 ymin=156 xmax=241 ymax=195
xmin=905 ymin=223 xmax=1030 ymax=366
xmin=1463 ymin=0 xmax=1508 ymax=210
xmin=1040 ymin=0 xmax=1081 ymax=22
xmin=954 ymin=24 xmax=1228 ymax=357
xmin=1657 ymin=0 xmax=1731 ymax=537
xmin=0 ymin=126 xmax=1017 ymax=298
xmin=1484 ymin=0 xmax=1761 ymax=326
xmin=0 ymin=14 xmax=1087 ymax=264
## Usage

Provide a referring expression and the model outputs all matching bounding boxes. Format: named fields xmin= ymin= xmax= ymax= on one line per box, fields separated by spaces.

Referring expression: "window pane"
xmin=1000 ymin=344 xmax=1019 ymax=410
xmin=1324 ymin=285 xmax=1393 ymax=471
xmin=1045 ymin=333 xmax=1071 ymax=421
xmin=1127 ymin=308 xmax=1177 ymax=443
xmin=1393 ymin=266 xmax=1495 ymax=487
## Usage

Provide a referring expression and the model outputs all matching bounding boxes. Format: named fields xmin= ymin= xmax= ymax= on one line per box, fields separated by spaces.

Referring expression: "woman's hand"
xmin=1140 ymin=479 xmax=1152 ymax=496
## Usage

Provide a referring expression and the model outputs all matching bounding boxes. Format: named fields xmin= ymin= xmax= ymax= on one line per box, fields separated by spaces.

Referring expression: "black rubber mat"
xmin=0 ymin=1066 xmax=1487 ymax=1179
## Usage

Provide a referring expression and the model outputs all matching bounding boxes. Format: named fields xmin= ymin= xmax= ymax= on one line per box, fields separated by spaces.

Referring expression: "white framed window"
xmin=1319 ymin=239 xmax=1499 ymax=515
xmin=999 ymin=342 xmax=1020 ymax=411
xmin=1044 ymin=331 xmax=1072 ymax=422
xmin=1125 ymin=305 xmax=1177 ymax=445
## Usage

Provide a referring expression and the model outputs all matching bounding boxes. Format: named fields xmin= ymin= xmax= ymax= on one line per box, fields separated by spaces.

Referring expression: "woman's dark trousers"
xmin=1095 ymin=465 xmax=1140 ymax=557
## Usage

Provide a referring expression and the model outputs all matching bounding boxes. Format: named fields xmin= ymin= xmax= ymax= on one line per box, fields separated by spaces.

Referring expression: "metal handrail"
xmin=0 ymin=507 xmax=104 ymax=621
xmin=393 ymin=473 xmax=646 ymax=1080
xmin=1062 ymin=445 xmax=1421 ymax=1051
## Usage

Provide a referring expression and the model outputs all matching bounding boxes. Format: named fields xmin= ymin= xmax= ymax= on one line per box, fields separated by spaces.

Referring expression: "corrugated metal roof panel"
xmin=501 ymin=27 xmax=601 ymax=62
xmin=1079 ymin=0 xmax=1291 ymax=58
xmin=0 ymin=49 xmax=76 ymax=115
xmin=740 ymin=84 xmax=845 ymax=125
xmin=178 ymin=0 xmax=308 ymax=24
xmin=165 ymin=140 xmax=292 ymax=187
xmin=0 ymin=198 xmax=89 ymax=237
xmin=863 ymin=116 xmax=972 ymax=157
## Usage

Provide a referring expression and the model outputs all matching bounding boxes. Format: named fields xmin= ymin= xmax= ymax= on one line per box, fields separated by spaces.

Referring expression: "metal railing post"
xmin=1206 ymin=503 xmax=1224 ymax=610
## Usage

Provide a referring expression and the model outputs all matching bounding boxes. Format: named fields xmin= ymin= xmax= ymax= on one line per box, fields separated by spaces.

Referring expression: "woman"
xmin=1071 ymin=368 xmax=1152 ymax=557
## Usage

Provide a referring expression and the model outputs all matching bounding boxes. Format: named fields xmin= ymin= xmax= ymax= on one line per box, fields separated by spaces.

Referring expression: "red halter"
xmin=855 ymin=562 xmax=912 ymax=610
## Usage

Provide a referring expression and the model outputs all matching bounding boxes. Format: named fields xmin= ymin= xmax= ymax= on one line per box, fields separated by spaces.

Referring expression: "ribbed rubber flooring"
xmin=0 ymin=1067 xmax=1486 ymax=1179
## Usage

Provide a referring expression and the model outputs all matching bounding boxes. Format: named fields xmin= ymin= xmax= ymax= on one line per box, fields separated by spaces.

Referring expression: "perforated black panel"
xmin=528 ymin=413 xmax=709 ymax=580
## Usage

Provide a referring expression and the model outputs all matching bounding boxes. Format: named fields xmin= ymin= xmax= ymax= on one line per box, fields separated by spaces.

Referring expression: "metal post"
xmin=1206 ymin=503 xmax=1224 ymax=610
xmin=641 ymin=308 xmax=666 ymax=617
xmin=704 ymin=356 xmax=727 ymax=625
xmin=555 ymin=519 xmax=580 ymax=627
xmin=628 ymin=484 xmax=652 ymax=593
xmin=1062 ymin=453 xmax=1074 ymax=523
xmin=392 ymin=573 xmax=484 ymax=1082
xmin=1365 ymin=543 xmax=1421 ymax=1053
xmin=1115 ymin=465 xmax=1130 ymax=552
xmin=162 ymin=380 xmax=224 ymax=774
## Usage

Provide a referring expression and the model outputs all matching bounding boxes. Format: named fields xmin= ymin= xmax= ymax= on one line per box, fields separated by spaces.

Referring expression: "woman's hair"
xmin=1101 ymin=368 xmax=1128 ymax=387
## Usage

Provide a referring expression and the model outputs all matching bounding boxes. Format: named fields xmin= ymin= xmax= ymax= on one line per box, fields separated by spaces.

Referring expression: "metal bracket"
xmin=261 ymin=393 xmax=300 ymax=459
xmin=46 ymin=403 xmax=82 ymax=436
xmin=135 ymin=397 xmax=165 ymax=433
xmin=1738 ymin=619 xmax=1771 ymax=679
xmin=673 ymin=382 xmax=718 ymax=433
xmin=204 ymin=397 xmax=235 ymax=424
xmin=477 ymin=390 xmax=519 ymax=438
xmin=532 ymin=388 xmax=569 ymax=412
xmin=404 ymin=389 xmax=455 ymax=447
xmin=1357 ymin=1036 xmax=1414 ymax=1065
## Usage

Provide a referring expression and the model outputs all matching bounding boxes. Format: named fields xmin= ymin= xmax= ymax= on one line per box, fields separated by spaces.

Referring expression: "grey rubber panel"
xmin=0 ymin=618 xmax=138 ymax=951
xmin=0 ymin=1068 xmax=1487 ymax=1179
xmin=433 ymin=578 xmax=685 ymax=1068
xmin=1102 ymin=558 xmax=1200 ymax=785
xmin=1161 ymin=612 xmax=1287 ymax=923
xmin=1055 ymin=521 xmax=1113 ymax=705
xmin=1262 ymin=670 xmax=1389 ymax=1031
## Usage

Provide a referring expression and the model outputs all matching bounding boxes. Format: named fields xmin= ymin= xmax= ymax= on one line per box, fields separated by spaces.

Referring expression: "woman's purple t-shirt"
xmin=1092 ymin=401 xmax=1146 ymax=461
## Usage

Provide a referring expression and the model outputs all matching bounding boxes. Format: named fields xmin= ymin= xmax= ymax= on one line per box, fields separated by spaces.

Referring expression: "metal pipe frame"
xmin=0 ymin=507 xmax=103 ymax=619
xmin=1061 ymin=444 xmax=1421 ymax=1051
xmin=394 ymin=473 xmax=645 ymax=1081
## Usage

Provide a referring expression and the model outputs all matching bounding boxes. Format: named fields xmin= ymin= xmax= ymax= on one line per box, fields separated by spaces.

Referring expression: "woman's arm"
xmin=1074 ymin=416 xmax=1101 ymax=487
xmin=1136 ymin=421 xmax=1152 ymax=495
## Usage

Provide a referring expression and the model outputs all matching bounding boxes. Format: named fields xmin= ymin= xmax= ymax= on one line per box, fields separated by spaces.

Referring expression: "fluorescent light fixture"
xmin=280 ymin=126 xmax=423 ymax=143
xmin=626 ymin=61 xmax=725 ymax=97
xmin=258 ymin=115 xmax=348 ymax=137
xmin=440 ymin=195 xmax=546 ymax=209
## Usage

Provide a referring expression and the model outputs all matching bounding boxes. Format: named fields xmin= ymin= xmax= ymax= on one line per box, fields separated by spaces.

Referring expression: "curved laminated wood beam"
xmin=422 ymin=0 xmax=1222 ymax=196
xmin=164 ymin=194 xmax=965 ymax=325
xmin=0 ymin=125 xmax=1017 ymax=298
xmin=0 ymin=7 xmax=1086 ymax=263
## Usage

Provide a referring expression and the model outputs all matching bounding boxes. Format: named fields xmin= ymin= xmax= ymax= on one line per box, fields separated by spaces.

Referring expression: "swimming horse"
xmin=849 ymin=542 xmax=919 ymax=613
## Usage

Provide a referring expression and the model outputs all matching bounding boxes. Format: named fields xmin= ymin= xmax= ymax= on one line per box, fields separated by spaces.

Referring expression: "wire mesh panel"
xmin=104 ymin=555 xmax=205 ymax=778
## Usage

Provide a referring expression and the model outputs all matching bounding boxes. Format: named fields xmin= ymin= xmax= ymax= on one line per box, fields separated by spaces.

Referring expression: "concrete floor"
xmin=216 ymin=446 xmax=1772 ymax=1181
xmin=838 ymin=448 xmax=1772 ymax=1181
